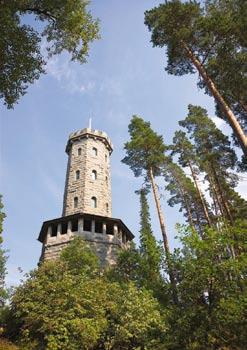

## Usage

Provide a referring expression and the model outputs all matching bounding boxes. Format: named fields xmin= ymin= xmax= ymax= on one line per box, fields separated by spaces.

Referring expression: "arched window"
xmin=75 ymin=170 xmax=80 ymax=180
xmin=92 ymin=147 xmax=97 ymax=156
xmin=105 ymin=176 xmax=108 ymax=183
xmin=92 ymin=170 xmax=97 ymax=180
xmin=106 ymin=203 xmax=109 ymax=212
xmin=91 ymin=196 xmax=97 ymax=208
xmin=74 ymin=197 xmax=78 ymax=209
xmin=78 ymin=148 xmax=82 ymax=156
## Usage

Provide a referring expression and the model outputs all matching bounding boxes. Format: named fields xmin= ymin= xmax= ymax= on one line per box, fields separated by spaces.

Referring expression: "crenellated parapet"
xmin=65 ymin=128 xmax=113 ymax=154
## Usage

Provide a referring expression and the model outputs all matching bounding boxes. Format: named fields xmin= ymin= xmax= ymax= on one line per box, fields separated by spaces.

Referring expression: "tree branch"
xmin=20 ymin=7 xmax=57 ymax=23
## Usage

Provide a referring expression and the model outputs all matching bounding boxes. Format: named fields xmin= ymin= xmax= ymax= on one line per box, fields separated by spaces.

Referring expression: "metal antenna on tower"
xmin=89 ymin=117 xmax=92 ymax=129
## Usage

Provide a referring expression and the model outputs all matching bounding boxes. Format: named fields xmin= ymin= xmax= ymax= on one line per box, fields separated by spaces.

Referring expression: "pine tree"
xmin=144 ymin=0 xmax=247 ymax=158
xmin=163 ymin=159 xmax=208 ymax=235
xmin=138 ymin=188 xmax=162 ymax=279
xmin=171 ymin=130 xmax=212 ymax=227
xmin=122 ymin=115 xmax=178 ymax=303
xmin=179 ymin=105 xmax=247 ymax=225
xmin=0 ymin=195 xmax=7 ymax=307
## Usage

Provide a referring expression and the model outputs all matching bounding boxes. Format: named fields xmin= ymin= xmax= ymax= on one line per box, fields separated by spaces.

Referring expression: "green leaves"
xmin=0 ymin=0 xmax=100 ymax=108
xmin=122 ymin=115 xmax=166 ymax=178
xmin=168 ymin=223 xmax=247 ymax=349
xmin=7 ymin=238 xmax=166 ymax=349
xmin=145 ymin=0 xmax=247 ymax=157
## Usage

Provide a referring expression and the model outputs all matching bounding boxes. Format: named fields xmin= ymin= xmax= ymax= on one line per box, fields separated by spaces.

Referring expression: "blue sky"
xmin=1 ymin=0 xmax=246 ymax=286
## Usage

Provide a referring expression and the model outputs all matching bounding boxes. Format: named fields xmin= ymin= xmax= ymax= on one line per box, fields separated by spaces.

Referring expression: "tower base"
xmin=38 ymin=213 xmax=134 ymax=266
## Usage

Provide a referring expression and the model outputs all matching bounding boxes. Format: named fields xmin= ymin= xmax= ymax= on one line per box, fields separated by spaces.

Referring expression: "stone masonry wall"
xmin=62 ymin=132 xmax=112 ymax=217
xmin=42 ymin=232 xmax=123 ymax=266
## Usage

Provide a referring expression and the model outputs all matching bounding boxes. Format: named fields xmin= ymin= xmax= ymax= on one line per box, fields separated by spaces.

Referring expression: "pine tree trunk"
xmin=188 ymin=161 xmax=212 ymax=227
xmin=171 ymin=171 xmax=196 ymax=231
xmin=179 ymin=187 xmax=195 ymax=231
xmin=210 ymin=165 xmax=234 ymax=225
xmin=149 ymin=167 xmax=178 ymax=304
xmin=207 ymin=168 xmax=237 ymax=258
xmin=181 ymin=41 xmax=247 ymax=158
xmin=207 ymin=172 xmax=225 ymax=220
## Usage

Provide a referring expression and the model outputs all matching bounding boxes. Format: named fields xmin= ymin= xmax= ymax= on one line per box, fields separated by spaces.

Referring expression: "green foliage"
xmin=145 ymin=0 xmax=202 ymax=76
xmin=122 ymin=115 xmax=166 ymax=177
xmin=138 ymin=188 xmax=162 ymax=276
xmin=144 ymin=0 xmax=247 ymax=152
xmin=0 ymin=196 xmax=7 ymax=306
xmin=60 ymin=236 xmax=99 ymax=276
xmin=180 ymin=104 xmax=247 ymax=224
xmin=0 ymin=0 xmax=100 ymax=108
xmin=167 ymin=223 xmax=247 ymax=349
xmin=0 ymin=338 xmax=19 ymax=350
xmin=180 ymin=105 xmax=237 ymax=170
xmin=170 ymin=130 xmax=212 ymax=230
xmin=0 ymin=195 xmax=6 ymax=244
xmin=163 ymin=159 xmax=206 ymax=233
xmin=107 ymin=244 xmax=144 ymax=285
xmin=8 ymin=238 xmax=166 ymax=349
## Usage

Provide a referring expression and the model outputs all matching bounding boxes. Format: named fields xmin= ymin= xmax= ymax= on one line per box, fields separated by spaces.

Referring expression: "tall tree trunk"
xmin=188 ymin=161 xmax=212 ymax=227
xmin=170 ymin=169 xmax=196 ymax=231
xmin=210 ymin=166 xmax=234 ymax=225
xmin=179 ymin=187 xmax=195 ymax=231
xmin=207 ymin=168 xmax=236 ymax=258
xmin=207 ymin=172 xmax=225 ymax=220
xmin=181 ymin=41 xmax=247 ymax=158
xmin=149 ymin=167 xmax=178 ymax=304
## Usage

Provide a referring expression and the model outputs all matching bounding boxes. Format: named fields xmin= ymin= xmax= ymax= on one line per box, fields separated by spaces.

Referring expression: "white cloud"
xmin=45 ymin=56 xmax=95 ymax=94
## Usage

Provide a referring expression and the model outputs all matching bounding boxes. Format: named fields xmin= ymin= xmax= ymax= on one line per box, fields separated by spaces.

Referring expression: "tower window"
xmin=95 ymin=221 xmax=103 ymax=234
xmin=51 ymin=225 xmax=57 ymax=237
xmin=106 ymin=203 xmax=109 ymax=212
xmin=91 ymin=196 xmax=97 ymax=208
xmin=92 ymin=147 xmax=97 ymax=156
xmin=92 ymin=170 xmax=97 ymax=180
xmin=105 ymin=154 xmax=107 ymax=162
xmin=74 ymin=197 xmax=78 ymax=209
xmin=78 ymin=148 xmax=82 ymax=156
xmin=83 ymin=219 xmax=91 ymax=232
xmin=105 ymin=176 xmax=108 ymax=183
xmin=75 ymin=170 xmax=80 ymax=180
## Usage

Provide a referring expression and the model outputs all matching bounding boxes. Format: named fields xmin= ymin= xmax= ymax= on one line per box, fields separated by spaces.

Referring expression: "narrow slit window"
xmin=92 ymin=147 xmax=97 ymax=156
xmin=92 ymin=170 xmax=97 ymax=180
xmin=91 ymin=196 xmax=97 ymax=208
xmin=76 ymin=170 xmax=80 ymax=180
xmin=74 ymin=197 xmax=78 ymax=209
xmin=78 ymin=148 xmax=82 ymax=156
xmin=105 ymin=154 xmax=107 ymax=162
xmin=106 ymin=203 xmax=109 ymax=213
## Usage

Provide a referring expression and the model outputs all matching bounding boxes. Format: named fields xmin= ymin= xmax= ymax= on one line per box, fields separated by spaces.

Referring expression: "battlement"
xmin=66 ymin=128 xmax=113 ymax=154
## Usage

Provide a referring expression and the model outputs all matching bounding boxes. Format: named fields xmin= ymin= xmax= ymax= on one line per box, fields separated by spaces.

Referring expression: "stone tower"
xmin=62 ymin=128 xmax=112 ymax=217
xmin=38 ymin=127 xmax=134 ymax=266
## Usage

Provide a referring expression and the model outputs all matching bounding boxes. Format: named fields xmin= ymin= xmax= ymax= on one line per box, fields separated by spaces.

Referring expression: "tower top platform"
xmin=65 ymin=128 xmax=113 ymax=154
